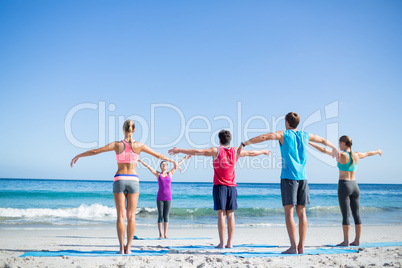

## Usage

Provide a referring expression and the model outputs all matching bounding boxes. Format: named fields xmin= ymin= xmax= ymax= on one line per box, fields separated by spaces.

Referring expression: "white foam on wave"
xmin=0 ymin=204 xmax=117 ymax=220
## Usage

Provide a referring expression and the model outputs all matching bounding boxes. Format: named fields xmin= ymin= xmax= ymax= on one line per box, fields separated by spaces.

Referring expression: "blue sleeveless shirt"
xmin=279 ymin=129 xmax=310 ymax=180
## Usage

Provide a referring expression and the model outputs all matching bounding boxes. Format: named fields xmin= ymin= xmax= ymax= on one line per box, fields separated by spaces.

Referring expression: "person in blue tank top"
xmin=309 ymin=135 xmax=382 ymax=246
xmin=237 ymin=112 xmax=340 ymax=254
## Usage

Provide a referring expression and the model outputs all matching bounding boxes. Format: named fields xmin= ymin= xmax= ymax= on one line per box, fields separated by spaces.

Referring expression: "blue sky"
xmin=0 ymin=0 xmax=401 ymax=183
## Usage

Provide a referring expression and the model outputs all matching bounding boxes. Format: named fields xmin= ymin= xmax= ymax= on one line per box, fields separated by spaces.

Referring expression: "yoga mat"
xmin=326 ymin=242 xmax=402 ymax=248
xmin=222 ymin=248 xmax=359 ymax=258
xmin=134 ymin=236 xmax=212 ymax=240
xmin=168 ymin=244 xmax=278 ymax=251
xmin=20 ymin=249 xmax=169 ymax=257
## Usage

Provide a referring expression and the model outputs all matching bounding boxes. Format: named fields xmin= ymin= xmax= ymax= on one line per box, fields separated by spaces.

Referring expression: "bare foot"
xmin=350 ymin=241 xmax=360 ymax=246
xmin=215 ymin=243 xmax=224 ymax=249
xmin=225 ymin=244 xmax=233 ymax=249
xmin=337 ymin=241 xmax=349 ymax=247
xmin=164 ymin=235 xmax=169 ymax=239
xmin=297 ymin=245 xmax=304 ymax=254
xmin=118 ymin=249 xmax=124 ymax=254
xmin=125 ymin=245 xmax=132 ymax=254
xmin=282 ymin=247 xmax=298 ymax=254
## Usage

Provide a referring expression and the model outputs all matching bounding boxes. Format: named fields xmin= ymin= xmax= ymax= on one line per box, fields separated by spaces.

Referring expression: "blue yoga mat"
xmin=222 ymin=248 xmax=359 ymax=258
xmin=326 ymin=242 xmax=402 ymax=248
xmin=134 ymin=236 xmax=212 ymax=240
xmin=20 ymin=249 xmax=169 ymax=257
xmin=168 ymin=244 xmax=278 ymax=251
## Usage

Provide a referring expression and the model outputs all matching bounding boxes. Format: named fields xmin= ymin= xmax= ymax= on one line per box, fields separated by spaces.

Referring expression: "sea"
xmin=0 ymin=179 xmax=401 ymax=229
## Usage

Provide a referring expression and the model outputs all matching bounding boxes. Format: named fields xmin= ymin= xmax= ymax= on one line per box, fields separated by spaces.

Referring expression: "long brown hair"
xmin=339 ymin=135 xmax=354 ymax=166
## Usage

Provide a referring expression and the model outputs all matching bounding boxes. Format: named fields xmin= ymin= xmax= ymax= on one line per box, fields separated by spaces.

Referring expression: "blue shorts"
xmin=213 ymin=185 xmax=238 ymax=211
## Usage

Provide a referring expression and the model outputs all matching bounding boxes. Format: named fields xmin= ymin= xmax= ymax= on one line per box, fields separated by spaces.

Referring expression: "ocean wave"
xmin=0 ymin=204 xmax=116 ymax=220
xmin=0 ymin=203 xmax=396 ymax=226
xmin=0 ymin=204 xmax=390 ymax=220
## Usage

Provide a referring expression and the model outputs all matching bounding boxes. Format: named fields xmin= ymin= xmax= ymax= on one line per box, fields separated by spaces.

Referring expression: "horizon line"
xmin=0 ymin=177 xmax=400 ymax=185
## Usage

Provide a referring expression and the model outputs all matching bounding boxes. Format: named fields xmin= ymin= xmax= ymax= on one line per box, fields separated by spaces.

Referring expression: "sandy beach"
xmin=1 ymin=225 xmax=401 ymax=267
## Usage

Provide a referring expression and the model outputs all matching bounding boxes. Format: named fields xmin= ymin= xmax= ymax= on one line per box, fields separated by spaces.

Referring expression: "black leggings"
xmin=157 ymin=200 xmax=172 ymax=223
xmin=338 ymin=180 xmax=362 ymax=225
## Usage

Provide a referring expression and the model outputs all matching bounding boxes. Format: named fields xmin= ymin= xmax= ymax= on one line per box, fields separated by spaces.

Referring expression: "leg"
xmin=113 ymin=193 xmax=126 ymax=254
xmin=283 ymin=205 xmax=297 ymax=254
xmin=338 ymin=181 xmax=351 ymax=246
xmin=296 ymin=205 xmax=307 ymax=254
xmin=296 ymin=180 xmax=310 ymax=254
xmin=125 ymin=192 xmax=139 ymax=254
xmin=216 ymin=210 xmax=226 ymax=248
xmin=163 ymin=201 xmax=171 ymax=238
xmin=156 ymin=200 xmax=164 ymax=238
xmin=280 ymin=179 xmax=298 ymax=254
xmin=340 ymin=225 xmax=350 ymax=246
xmin=351 ymin=225 xmax=362 ymax=246
xmin=226 ymin=210 xmax=235 ymax=248
xmin=350 ymin=183 xmax=362 ymax=246
xmin=213 ymin=185 xmax=228 ymax=249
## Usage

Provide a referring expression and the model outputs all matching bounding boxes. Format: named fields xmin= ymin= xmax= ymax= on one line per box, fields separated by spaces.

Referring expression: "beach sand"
xmin=1 ymin=225 xmax=401 ymax=267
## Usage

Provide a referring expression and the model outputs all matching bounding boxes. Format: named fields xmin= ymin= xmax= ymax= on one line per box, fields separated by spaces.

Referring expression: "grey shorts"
xmin=113 ymin=175 xmax=140 ymax=194
xmin=280 ymin=179 xmax=310 ymax=206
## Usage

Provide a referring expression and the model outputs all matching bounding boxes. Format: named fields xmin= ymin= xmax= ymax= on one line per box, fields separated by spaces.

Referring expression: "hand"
xmin=168 ymin=147 xmax=180 ymax=156
xmin=236 ymin=144 xmax=244 ymax=159
xmin=70 ymin=156 xmax=79 ymax=168
xmin=378 ymin=149 xmax=382 ymax=156
xmin=332 ymin=148 xmax=340 ymax=162
xmin=263 ymin=150 xmax=271 ymax=156
xmin=184 ymin=155 xmax=191 ymax=159
xmin=173 ymin=161 xmax=182 ymax=172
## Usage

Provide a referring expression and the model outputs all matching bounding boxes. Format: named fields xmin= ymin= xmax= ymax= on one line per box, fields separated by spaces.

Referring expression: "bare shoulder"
xmin=132 ymin=141 xmax=144 ymax=154
xmin=339 ymin=151 xmax=349 ymax=163
xmin=109 ymin=141 xmax=121 ymax=149
xmin=274 ymin=130 xmax=284 ymax=137
xmin=133 ymin=141 xmax=144 ymax=148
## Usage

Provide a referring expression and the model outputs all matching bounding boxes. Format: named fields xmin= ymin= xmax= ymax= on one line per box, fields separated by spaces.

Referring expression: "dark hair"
xmin=285 ymin=112 xmax=300 ymax=128
xmin=160 ymin=161 xmax=167 ymax=169
xmin=123 ymin=119 xmax=135 ymax=133
xmin=339 ymin=135 xmax=354 ymax=166
xmin=218 ymin=129 xmax=231 ymax=146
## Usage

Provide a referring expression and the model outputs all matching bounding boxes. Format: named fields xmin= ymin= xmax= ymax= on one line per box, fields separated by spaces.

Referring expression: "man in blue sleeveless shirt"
xmin=237 ymin=112 xmax=339 ymax=254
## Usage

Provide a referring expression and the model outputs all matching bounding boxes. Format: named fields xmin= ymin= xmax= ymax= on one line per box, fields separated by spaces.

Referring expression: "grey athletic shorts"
xmin=113 ymin=175 xmax=140 ymax=194
xmin=280 ymin=179 xmax=310 ymax=206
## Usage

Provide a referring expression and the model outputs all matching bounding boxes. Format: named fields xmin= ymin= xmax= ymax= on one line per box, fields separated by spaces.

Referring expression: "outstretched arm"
xmin=140 ymin=144 xmax=179 ymax=167
xmin=70 ymin=142 xmax=118 ymax=167
xmin=308 ymin=142 xmax=333 ymax=156
xmin=169 ymin=155 xmax=191 ymax=176
xmin=237 ymin=131 xmax=284 ymax=159
xmin=238 ymin=149 xmax=271 ymax=157
xmin=309 ymin=133 xmax=340 ymax=161
xmin=168 ymin=147 xmax=218 ymax=158
xmin=138 ymin=159 xmax=159 ymax=177
xmin=356 ymin=149 xmax=382 ymax=160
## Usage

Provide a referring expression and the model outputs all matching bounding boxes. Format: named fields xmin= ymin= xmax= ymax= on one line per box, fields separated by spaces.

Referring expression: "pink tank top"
xmin=157 ymin=173 xmax=172 ymax=201
xmin=213 ymin=146 xmax=237 ymax=186
xmin=116 ymin=140 xmax=139 ymax=163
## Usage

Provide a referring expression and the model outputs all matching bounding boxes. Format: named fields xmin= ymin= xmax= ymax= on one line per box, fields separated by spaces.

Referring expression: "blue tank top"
xmin=279 ymin=129 xmax=310 ymax=180
xmin=337 ymin=151 xmax=357 ymax=172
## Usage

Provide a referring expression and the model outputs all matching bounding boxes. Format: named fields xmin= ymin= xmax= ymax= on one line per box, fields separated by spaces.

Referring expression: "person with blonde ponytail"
xmin=309 ymin=135 xmax=382 ymax=246
xmin=70 ymin=119 xmax=179 ymax=254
